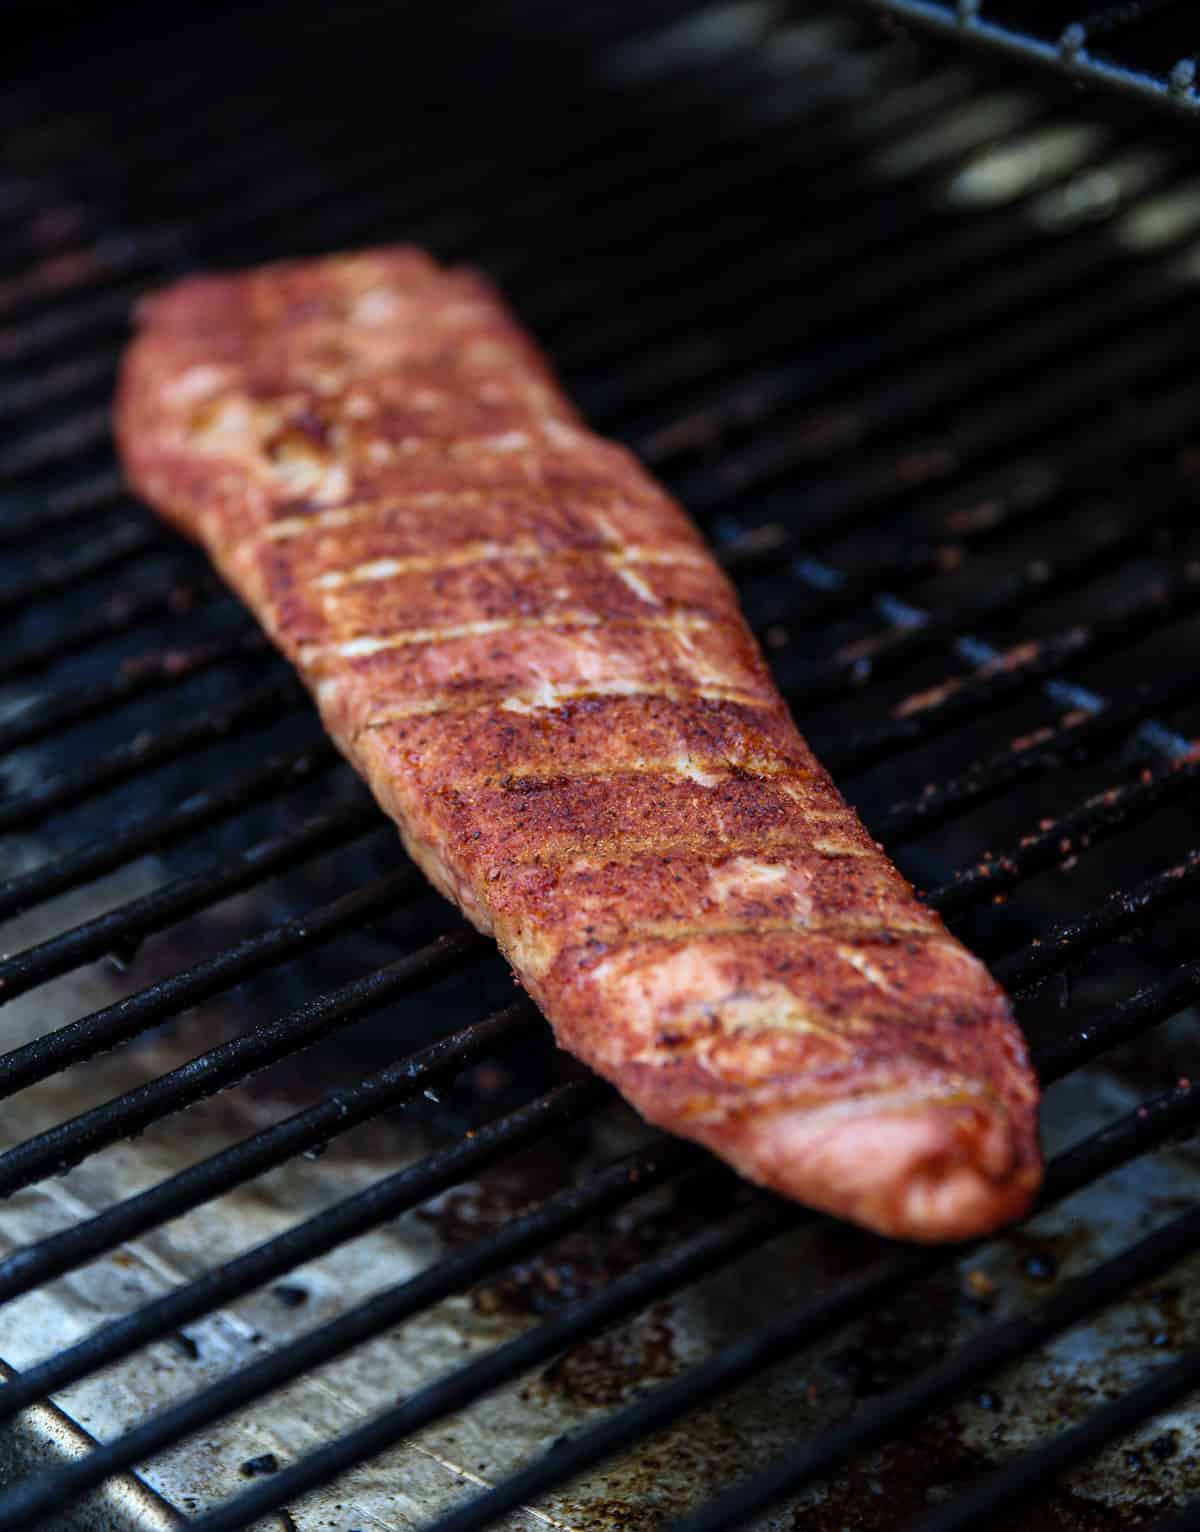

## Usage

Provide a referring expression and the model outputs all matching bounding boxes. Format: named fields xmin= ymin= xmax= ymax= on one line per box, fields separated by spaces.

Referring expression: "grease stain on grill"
xmin=421 ymin=1137 xmax=726 ymax=1317
xmin=539 ymin=1304 xmax=679 ymax=1408
xmin=782 ymin=1419 xmax=1168 ymax=1532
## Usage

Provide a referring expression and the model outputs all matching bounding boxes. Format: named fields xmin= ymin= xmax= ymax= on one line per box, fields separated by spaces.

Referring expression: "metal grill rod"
xmin=0 ymin=1132 xmax=691 ymax=1488
xmin=0 ymin=678 xmax=302 ymax=837
xmin=97 ymin=1070 xmax=1200 ymax=1532
xmin=170 ymin=34 xmax=870 ymax=271
xmin=0 ymin=520 xmax=164 ymax=612
xmin=781 ymin=529 xmax=1200 ymax=725
xmin=858 ymin=0 xmax=1199 ymax=115
xmin=714 ymin=376 xmax=1177 ymax=594
xmin=423 ymin=1080 xmax=1200 ymax=1532
xmin=0 ymin=466 xmax=121 ymax=539
xmin=77 ymin=1198 xmax=793 ymax=1532
xmin=671 ymin=1211 xmax=1200 ymax=1532
xmin=0 ymin=742 xmax=340 ymax=928
xmin=637 ymin=136 xmax=1175 ymax=475
xmin=993 ymin=851 xmax=1200 ymax=992
xmin=0 ymin=787 xmax=376 ymax=1001
xmin=0 ymin=73 xmax=1054 ymax=453
xmin=0 ymin=283 xmax=139 ymax=370
xmin=0 ymin=582 xmax=217 ymax=685
xmin=724 ymin=358 xmax=1200 ymax=653
xmin=0 ymin=49 xmax=973 ymax=423
xmin=993 ymin=846 xmax=1200 ymax=993
xmin=1024 ymin=954 xmax=1200 ymax=1083
xmin=0 ymin=928 xmax=481 ymax=1206
xmin=0 ymin=403 xmax=111 ymax=482
xmin=0 ymin=1006 xmax=598 ymax=1425
xmin=0 ymin=89 xmax=1146 ymax=548
xmin=0 ymin=628 xmax=266 ymax=757
xmin=906 ymin=1350 xmax=1200 ymax=1532
xmin=721 ymin=478 xmax=1200 ymax=741
xmin=823 ymin=653 xmax=1194 ymax=787
xmin=0 ymin=940 xmax=1189 ymax=1527
xmin=555 ymin=123 xmax=1153 ymax=397
xmin=0 ymin=37 xmax=807 ymax=364
xmin=0 ymin=61 xmax=1029 ymax=490
xmin=924 ymin=758 xmax=1200 ymax=916
xmin=2 ymin=3 xmax=801 ymax=328
xmin=0 ymin=356 xmax=118 ymax=438
xmin=0 ymin=867 xmax=423 ymax=1099
xmin=676 ymin=281 xmax=1200 ymax=562
xmin=513 ymin=66 xmax=1003 ymax=340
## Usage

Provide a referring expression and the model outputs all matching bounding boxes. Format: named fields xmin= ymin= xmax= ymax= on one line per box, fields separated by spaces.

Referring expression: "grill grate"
xmin=1 ymin=2 xmax=1199 ymax=1528
xmin=859 ymin=0 xmax=1200 ymax=113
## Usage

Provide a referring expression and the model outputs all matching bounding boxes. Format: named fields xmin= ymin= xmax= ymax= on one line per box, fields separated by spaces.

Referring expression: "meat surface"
xmin=116 ymin=247 xmax=1042 ymax=1241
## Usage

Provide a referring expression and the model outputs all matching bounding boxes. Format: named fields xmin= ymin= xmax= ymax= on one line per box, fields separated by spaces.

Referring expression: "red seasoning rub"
xmin=116 ymin=248 xmax=1042 ymax=1241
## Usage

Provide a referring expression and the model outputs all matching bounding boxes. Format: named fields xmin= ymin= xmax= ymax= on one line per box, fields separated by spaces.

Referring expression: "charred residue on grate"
xmin=1 ymin=3 xmax=1200 ymax=1530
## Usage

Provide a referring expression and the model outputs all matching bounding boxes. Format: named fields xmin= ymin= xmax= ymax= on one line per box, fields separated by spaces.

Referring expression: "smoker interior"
xmin=1 ymin=2 xmax=1199 ymax=1529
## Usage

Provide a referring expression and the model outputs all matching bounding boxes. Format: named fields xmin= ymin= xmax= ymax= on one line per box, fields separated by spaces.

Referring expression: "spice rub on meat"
xmin=116 ymin=247 xmax=1042 ymax=1241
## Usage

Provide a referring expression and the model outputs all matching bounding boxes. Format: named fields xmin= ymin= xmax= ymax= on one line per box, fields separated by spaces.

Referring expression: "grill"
xmin=865 ymin=1 xmax=1200 ymax=115
xmin=2 ymin=2 xmax=1199 ymax=1528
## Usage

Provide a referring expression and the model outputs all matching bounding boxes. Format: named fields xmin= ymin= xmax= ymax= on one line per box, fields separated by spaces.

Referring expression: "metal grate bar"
xmin=1025 ymin=955 xmax=1200 ymax=1083
xmin=857 ymin=1 xmax=1199 ymax=114
xmin=0 ymin=468 xmax=123 ymax=544
xmin=993 ymin=845 xmax=1200 ymax=992
xmin=790 ymin=560 xmax=1200 ymax=741
xmin=0 ymin=354 xmax=119 ymax=434
xmin=0 ymin=743 xmax=340 ymax=927
xmin=819 ymin=608 xmax=1197 ymax=782
xmin=522 ymin=66 xmax=1001 ymax=343
xmin=3 ymin=7 xmax=797 ymax=329
xmin=0 ymin=283 xmax=140 ymax=369
xmin=0 ymin=1003 xmax=545 ymax=1324
xmin=0 ymin=1128 xmax=687 ymax=1438
xmin=925 ymin=757 xmax=1200 ymax=915
xmin=422 ymin=1079 xmax=1200 ymax=1532
xmin=0 ymin=929 xmax=481 ymax=1210
xmin=906 ymin=1350 xmax=1200 ymax=1532
xmin=0 ymin=783 xmax=374 ymax=996
xmin=0 ymin=869 xmax=422 ymax=1099
xmin=696 ymin=304 xmax=1200 ymax=604
xmin=883 ymin=694 xmax=1199 ymax=848
xmin=140 ymin=1197 xmax=793 ymax=1532
xmin=0 ymin=1081 xmax=642 ymax=1532
xmin=0 ymin=403 xmax=111 ymax=482
xmin=0 ymin=521 xmax=166 ymax=614
xmin=0 ymin=37 xmax=784 ymax=316
xmin=0 ymin=49 xmax=968 ymax=437
xmin=0 ymin=677 xmax=302 ymax=836
xmin=566 ymin=130 xmax=1164 ymax=423
xmin=62 ymin=1057 xmax=1195 ymax=1532
xmin=0 ymin=629 xmax=266 ymax=757
xmin=0 ymin=919 xmax=1189 ymax=1529
xmin=0 ymin=65 xmax=974 ymax=450
xmin=670 ymin=1209 xmax=1200 ymax=1532
xmin=0 ymin=580 xmax=219 ymax=685
xmin=743 ymin=363 xmax=1200 ymax=634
